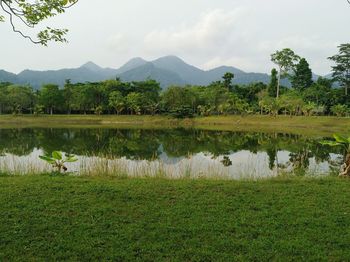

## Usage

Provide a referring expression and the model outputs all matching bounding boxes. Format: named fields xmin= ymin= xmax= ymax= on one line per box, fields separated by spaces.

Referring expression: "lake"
xmin=0 ymin=128 xmax=344 ymax=179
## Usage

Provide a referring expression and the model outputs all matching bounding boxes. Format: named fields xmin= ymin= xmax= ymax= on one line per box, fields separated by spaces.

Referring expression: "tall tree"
xmin=5 ymin=85 xmax=34 ymax=114
xmin=303 ymin=77 xmax=332 ymax=107
xmin=161 ymin=86 xmax=198 ymax=114
xmin=328 ymin=43 xmax=350 ymax=96
xmin=0 ymin=82 xmax=11 ymax=114
xmin=291 ymin=58 xmax=313 ymax=91
xmin=268 ymin=68 xmax=278 ymax=97
xmin=0 ymin=0 xmax=78 ymax=45
xmin=222 ymin=72 xmax=234 ymax=91
xmin=40 ymin=84 xmax=63 ymax=115
xmin=74 ymin=84 xmax=96 ymax=114
xmin=271 ymin=48 xmax=300 ymax=98
xmin=63 ymin=80 xmax=74 ymax=114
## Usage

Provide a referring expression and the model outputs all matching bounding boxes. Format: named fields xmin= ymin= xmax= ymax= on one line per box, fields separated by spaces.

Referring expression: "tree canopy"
xmin=1 ymin=70 xmax=349 ymax=118
xmin=268 ymin=68 xmax=278 ymax=97
xmin=0 ymin=0 xmax=78 ymax=45
xmin=271 ymin=48 xmax=300 ymax=98
xmin=329 ymin=43 xmax=350 ymax=96
xmin=291 ymin=58 xmax=313 ymax=91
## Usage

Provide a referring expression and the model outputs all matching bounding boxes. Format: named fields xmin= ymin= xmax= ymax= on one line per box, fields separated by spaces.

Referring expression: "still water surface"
xmin=0 ymin=128 xmax=344 ymax=179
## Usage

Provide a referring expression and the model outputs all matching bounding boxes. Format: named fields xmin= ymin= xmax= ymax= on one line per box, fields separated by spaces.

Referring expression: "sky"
xmin=1 ymin=0 xmax=349 ymax=75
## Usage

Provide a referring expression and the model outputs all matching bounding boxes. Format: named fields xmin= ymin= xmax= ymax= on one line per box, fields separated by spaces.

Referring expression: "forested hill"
xmin=0 ymin=56 xmax=281 ymax=89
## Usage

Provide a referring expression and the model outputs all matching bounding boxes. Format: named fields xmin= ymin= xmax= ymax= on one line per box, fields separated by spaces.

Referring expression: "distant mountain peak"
xmin=116 ymin=57 xmax=148 ymax=74
xmin=153 ymin=55 xmax=186 ymax=64
xmin=207 ymin=65 xmax=246 ymax=75
xmin=81 ymin=61 xmax=102 ymax=71
xmin=128 ymin=57 xmax=147 ymax=63
xmin=2 ymin=55 xmax=315 ymax=90
xmin=123 ymin=57 xmax=148 ymax=67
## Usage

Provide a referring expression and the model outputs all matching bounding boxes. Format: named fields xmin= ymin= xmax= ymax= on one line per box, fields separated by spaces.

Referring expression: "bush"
xmin=331 ymin=104 xmax=349 ymax=117
xmin=169 ymin=105 xmax=195 ymax=119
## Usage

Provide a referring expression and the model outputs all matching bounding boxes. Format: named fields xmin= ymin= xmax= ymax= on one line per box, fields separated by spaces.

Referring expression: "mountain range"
xmin=0 ymin=55 xmax=323 ymax=89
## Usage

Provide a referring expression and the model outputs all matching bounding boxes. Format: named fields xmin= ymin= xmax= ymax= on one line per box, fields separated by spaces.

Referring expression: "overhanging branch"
xmin=0 ymin=0 xmax=41 ymax=44
xmin=0 ymin=0 xmax=78 ymax=45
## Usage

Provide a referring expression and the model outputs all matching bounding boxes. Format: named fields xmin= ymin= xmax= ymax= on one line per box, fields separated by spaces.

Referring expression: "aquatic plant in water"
xmin=221 ymin=156 xmax=233 ymax=167
xmin=39 ymin=151 xmax=78 ymax=173
xmin=320 ymin=134 xmax=350 ymax=176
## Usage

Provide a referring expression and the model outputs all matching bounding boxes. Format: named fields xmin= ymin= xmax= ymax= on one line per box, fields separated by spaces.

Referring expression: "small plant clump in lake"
xmin=320 ymin=134 xmax=350 ymax=176
xmin=221 ymin=156 xmax=233 ymax=167
xmin=39 ymin=151 xmax=78 ymax=174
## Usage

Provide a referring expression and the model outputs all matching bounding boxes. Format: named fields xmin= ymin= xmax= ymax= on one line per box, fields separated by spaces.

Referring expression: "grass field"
xmin=1 ymin=174 xmax=350 ymax=261
xmin=1 ymin=114 xmax=350 ymax=136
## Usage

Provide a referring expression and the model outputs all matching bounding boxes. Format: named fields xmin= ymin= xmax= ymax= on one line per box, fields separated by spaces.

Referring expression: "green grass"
xmin=194 ymin=115 xmax=350 ymax=136
xmin=1 ymin=175 xmax=350 ymax=261
xmin=1 ymin=114 xmax=350 ymax=136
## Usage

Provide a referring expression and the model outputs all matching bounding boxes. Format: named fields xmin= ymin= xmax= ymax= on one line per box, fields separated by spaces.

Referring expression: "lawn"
xmin=1 ymin=114 xmax=350 ymax=136
xmin=1 ymin=175 xmax=350 ymax=261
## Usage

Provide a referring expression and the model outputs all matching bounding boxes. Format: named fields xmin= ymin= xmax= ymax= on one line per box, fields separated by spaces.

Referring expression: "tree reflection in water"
xmin=0 ymin=128 xmax=343 ymax=176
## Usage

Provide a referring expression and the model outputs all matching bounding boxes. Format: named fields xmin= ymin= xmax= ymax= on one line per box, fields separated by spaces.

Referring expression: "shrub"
xmin=331 ymin=104 xmax=349 ymax=117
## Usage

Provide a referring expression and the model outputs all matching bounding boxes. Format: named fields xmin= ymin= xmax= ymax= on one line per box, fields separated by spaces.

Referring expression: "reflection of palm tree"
xmin=266 ymin=147 xmax=277 ymax=170
xmin=260 ymin=133 xmax=279 ymax=170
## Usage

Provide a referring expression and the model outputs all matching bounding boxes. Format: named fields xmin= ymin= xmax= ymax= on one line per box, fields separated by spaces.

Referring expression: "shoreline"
xmin=0 ymin=115 xmax=349 ymax=136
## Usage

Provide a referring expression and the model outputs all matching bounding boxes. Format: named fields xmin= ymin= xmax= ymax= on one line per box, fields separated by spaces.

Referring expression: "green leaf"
xmin=39 ymin=155 xmax=55 ymax=164
xmin=333 ymin=134 xmax=349 ymax=144
xmin=65 ymin=157 xmax=78 ymax=163
xmin=65 ymin=153 xmax=75 ymax=158
xmin=52 ymin=151 xmax=63 ymax=160
xmin=319 ymin=141 xmax=342 ymax=147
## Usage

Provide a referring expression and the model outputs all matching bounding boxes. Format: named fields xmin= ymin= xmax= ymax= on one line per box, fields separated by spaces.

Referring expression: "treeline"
xmin=0 ymin=44 xmax=349 ymax=117
xmin=0 ymin=76 xmax=349 ymax=117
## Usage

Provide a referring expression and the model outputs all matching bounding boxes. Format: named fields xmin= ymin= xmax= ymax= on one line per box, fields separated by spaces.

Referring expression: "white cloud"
xmin=143 ymin=8 xmax=249 ymax=60
xmin=141 ymin=8 xmax=344 ymax=75
xmin=1 ymin=0 xmax=348 ymax=75
xmin=259 ymin=36 xmax=339 ymax=74
xmin=106 ymin=33 xmax=130 ymax=53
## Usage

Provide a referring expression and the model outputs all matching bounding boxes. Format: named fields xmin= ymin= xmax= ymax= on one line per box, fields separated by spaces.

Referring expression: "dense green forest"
xmin=0 ymin=76 xmax=348 ymax=117
xmin=1 ymin=46 xmax=349 ymax=117
xmin=0 ymin=76 xmax=347 ymax=117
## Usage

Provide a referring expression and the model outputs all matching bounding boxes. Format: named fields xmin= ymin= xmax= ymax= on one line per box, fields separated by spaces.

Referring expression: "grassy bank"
xmin=1 ymin=115 xmax=350 ymax=136
xmin=1 ymin=175 xmax=350 ymax=261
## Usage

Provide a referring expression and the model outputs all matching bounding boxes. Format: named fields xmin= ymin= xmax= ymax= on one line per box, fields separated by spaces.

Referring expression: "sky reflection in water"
xmin=0 ymin=128 xmax=344 ymax=179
